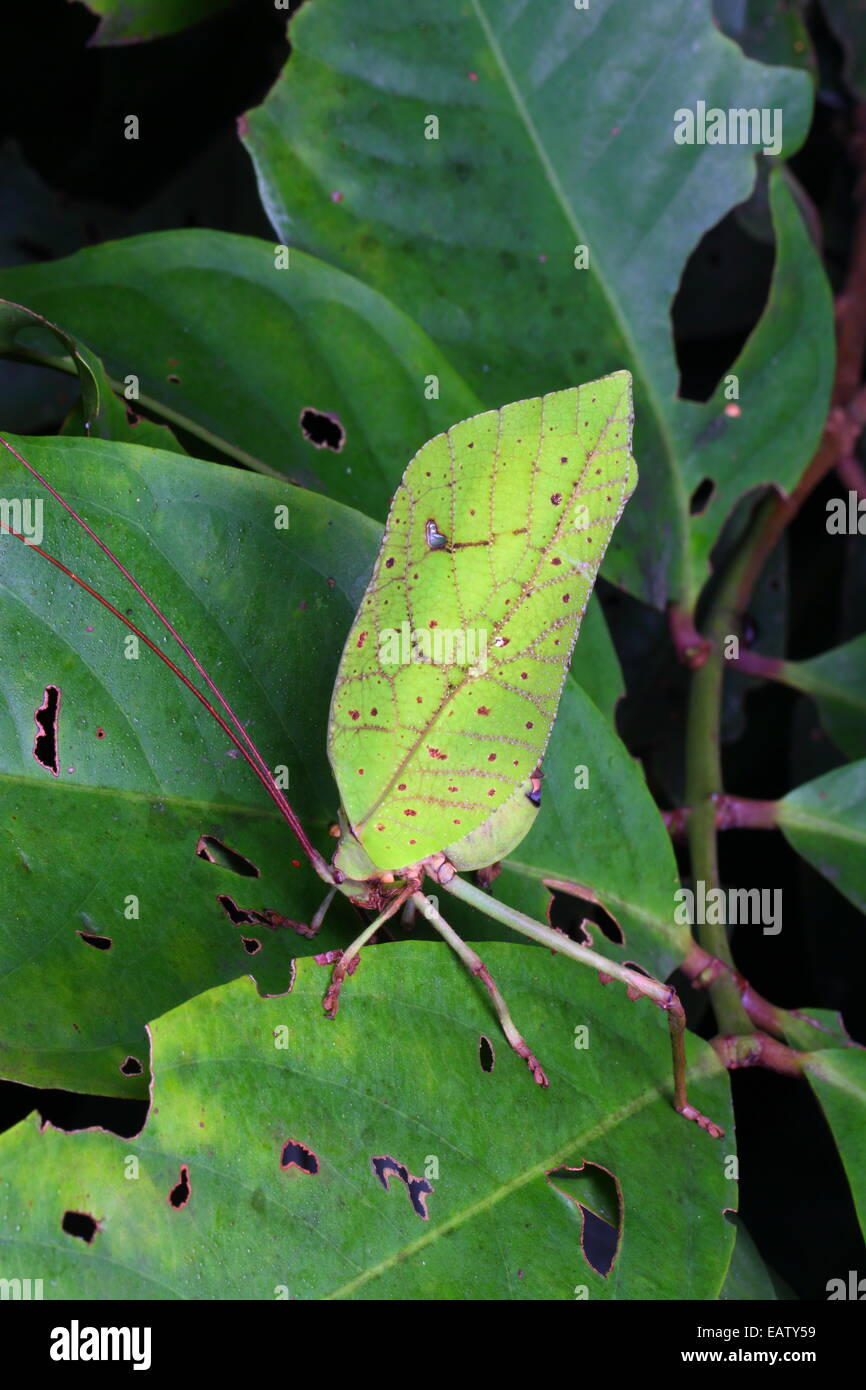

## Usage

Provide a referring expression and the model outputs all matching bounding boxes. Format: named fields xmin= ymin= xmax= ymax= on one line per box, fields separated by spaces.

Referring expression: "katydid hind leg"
xmin=437 ymin=869 xmax=725 ymax=1136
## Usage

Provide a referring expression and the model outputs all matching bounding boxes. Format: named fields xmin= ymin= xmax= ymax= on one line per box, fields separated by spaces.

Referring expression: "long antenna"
xmin=0 ymin=434 xmax=335 ymax=882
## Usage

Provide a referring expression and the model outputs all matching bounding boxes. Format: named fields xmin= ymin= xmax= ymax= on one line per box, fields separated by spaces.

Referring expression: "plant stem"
xmin=683 ymin=500 xmax=779 ymax=1034
xmin=662 ymin=795 xmax=779 ymax=838
xmin=711 ymin=1032 xmax=805 ymax=1076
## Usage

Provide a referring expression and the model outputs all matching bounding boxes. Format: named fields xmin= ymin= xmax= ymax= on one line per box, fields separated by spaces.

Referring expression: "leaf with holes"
xmin=0 ymin=380 xmax=724 ymax=1149
xmin=0 ymin=950 xmax=734 ymax=1300
xmin=0 ymin=232 xmax=483 ymax=519
xmin=0 ymin=435 xmax=376 ymax=1096
xmin=0 ymin=423 xmax=679 ymax=1112
xmin=241 ymin=0 xmax=832 ymax=608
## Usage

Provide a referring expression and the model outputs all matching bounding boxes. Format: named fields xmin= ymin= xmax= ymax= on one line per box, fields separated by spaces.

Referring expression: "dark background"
xmin=0 ymin=0 xmax=864 ymax=1301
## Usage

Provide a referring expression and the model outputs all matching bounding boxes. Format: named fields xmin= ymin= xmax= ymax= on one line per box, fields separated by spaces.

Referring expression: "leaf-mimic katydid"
xmin=0 ymin=369 xmax=724 ymax=1139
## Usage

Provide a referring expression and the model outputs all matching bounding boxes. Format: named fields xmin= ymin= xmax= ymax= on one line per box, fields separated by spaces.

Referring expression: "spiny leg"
xmin=438 ymin=870 xmax=724 ymax=1137
xmin=664 ymin=989 xmax=724 ymax=1138
xmin=413 ymin=892 xmax=548 ymax=1087
xmin=323 ymin=885 xmax=414 ymax=1017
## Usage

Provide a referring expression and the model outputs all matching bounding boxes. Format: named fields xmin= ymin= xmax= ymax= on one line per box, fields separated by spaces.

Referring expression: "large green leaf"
xmin=718 ymin=1218 xmax=783 ymax=1300
xmin=499 ymin=676 xmax=688 ymax=977
xmin=0 ymin=297 xmax=179 ymax=452
xmin=0 ymin=233 xmax=483 ymax=518
xmin=243 ymin=0 xmax=831 ymax=606
xmin=81 ymin=0 xmax=231 ymax=44
xmin=0 ymin=436 xmax=377 ymax=1096
xmin=773 ymin=635 xmax=866 ymax=760
xmin=0 ymin=434 xmax=684 ymax=1101
xmin=803 ymin=1050 xmax=866 ymax=1242
xmin=777 ymin=760 xmax=866 ymax=915
xmin=0 ymin=948 xmax=734 ymax=1300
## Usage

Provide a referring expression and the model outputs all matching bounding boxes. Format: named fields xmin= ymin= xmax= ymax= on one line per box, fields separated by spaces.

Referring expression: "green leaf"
xmin=714 ymin=0 xmax=814 ymax=72
xmin=0 ymin=298 xmax=178 ymax=451
xmin=0 ymin=232 xmax=483 ymax=517
xmin=673 ymin=170 xmax=834 ymax=596
xmin=81 ymin=0 xmax=231 ymax=44
xmin=718 ymin=1217 xmax=785 ymax=1300
xmin=803 ymin=1050 xmax=866 ymax=1242
xmin=773 ymin=635 xmax=866 ymax=760
xmin=242 ymin=0 xmax=829 ymax=606
xmin=822 ymin=0 xmax=866 ymax=98
xmin=571 ymin=592 xmax=624 ymax=722
xmin=329 ymin=374 xmax=636 ymax=872
xmin=776 ymin=760 xmax=866 ymax=915
xmin=0 ymin=433 xmax=670 ymax=1095
xmin=0 ymin=436 xmax=378 ymax=1096
xmin=0 ymin=947 xmax=733 ymax=1300
xmin=502 ymin=676 xmax=689 ymax=976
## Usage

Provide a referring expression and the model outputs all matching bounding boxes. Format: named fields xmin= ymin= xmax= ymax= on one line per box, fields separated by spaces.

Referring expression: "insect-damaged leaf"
xmin=328 ymin=372 xmax=636 ymax=870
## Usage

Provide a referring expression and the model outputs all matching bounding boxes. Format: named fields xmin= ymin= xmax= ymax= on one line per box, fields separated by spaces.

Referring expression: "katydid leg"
xmin=413 ymin=892 xmax=548 ymax=1087
xmin=323 ymin=885 xmax=414 ymax=1017
xmin=438 ymin=871 xmax=724 ymax=1137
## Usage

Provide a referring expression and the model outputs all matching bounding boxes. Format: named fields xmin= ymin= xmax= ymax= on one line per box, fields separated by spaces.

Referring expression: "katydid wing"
xmin=328 ymin=372 xmax=636 ymax=876
xmin=0 ymin=378 xmax=723 ymax=1137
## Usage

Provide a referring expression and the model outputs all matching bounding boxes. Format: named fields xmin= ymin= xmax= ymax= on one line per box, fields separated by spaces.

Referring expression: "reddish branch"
xmin=734 ymin=104 xmax=866 ymax=607
xmin=711 ymin=1032 xmax=805 ymax=1077
xmin=663 ymin=794 xmax=778 ymax=838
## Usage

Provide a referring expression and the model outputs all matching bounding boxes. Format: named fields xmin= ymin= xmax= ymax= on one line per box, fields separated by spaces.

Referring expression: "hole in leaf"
xmin=62 ymin=1210 xmax=99 ymax=1243
xmin=169 ymin=1165 xmax=191 ymax=1209
xmin=371 ymin=1155 xmax=434 ymax=1220
xmin=196 ymin=835 xmax=259 ymax=878
xmin=216 ymin=893 xmax=259 ymax=925
xmin=33 ymin=685 xmax=60 ymax=776
xmin=671 ymin=192 xmax=774 ymax=402
xmin=76 ymin=930 xmax=112 ymax=950
xmin=549 ymin=889 xmax=624 ymax=946
xmin=547 ymin=1162 xmax=623 ymax=1278
xmin=299 ymin=407 xmax=345 ymax=452
xmin=623 ymin=960 xmax=652 ymax=979
xmin=281 ymin=1140 xmax=319 ymax=1175
xmin=689 ymin=478 xmax=715 ymax=515
xmin=241 ymin=936 xmax=262 ymax=954
xmin=119 ymin=1055 xmax=143 ymax=1076
xmin=479 ymin=1034 xmax=495 ymax=1073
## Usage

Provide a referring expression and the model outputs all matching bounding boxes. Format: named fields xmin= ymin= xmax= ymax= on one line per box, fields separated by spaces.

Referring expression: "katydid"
xmin=0 ymin=370 xmax=723 ymax=1139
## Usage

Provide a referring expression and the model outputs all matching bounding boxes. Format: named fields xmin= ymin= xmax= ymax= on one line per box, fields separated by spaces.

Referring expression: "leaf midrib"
xmin=326 ymin=1045 xmax=722 ymax=1298
xmin=469 ymin=0 xmax=690 ymax=596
